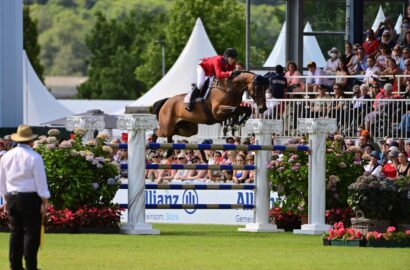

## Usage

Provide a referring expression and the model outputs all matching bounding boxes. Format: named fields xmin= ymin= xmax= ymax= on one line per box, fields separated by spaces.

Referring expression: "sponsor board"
xmin=113 ymin=188 xmax=281 ymax=225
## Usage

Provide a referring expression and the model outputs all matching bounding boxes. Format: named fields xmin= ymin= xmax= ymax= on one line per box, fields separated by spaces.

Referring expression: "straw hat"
xmin=10 ymin=125 xmax=37 ymax=142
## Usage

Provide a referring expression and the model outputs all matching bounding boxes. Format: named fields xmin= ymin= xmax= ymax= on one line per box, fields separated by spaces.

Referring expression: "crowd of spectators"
xmin=260 ymin=10 xmax=410 ymax=138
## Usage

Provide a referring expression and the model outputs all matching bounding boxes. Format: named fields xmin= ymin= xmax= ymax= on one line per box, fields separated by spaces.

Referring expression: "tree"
xmin=136 ymin=0 xmax=246 ymax=91
xmin=23 ymin=6 xmax=45 ymax=82
xmin=78 ymin=10 xmax=165 ymax=99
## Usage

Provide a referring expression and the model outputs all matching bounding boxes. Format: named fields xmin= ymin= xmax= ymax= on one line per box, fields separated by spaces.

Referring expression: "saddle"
xmin=183 ymin=78 xmax=211 ymax=104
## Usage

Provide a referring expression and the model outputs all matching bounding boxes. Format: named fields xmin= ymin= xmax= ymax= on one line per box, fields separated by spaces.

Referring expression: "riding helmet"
xmin=224 ymin=48 xmax=238 ymax=58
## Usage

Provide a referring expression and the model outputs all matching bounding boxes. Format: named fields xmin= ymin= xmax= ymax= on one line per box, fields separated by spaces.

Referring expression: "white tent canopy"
xmin=23 ymin=52 xmax=74 ymax=126
xmin=263 ymin=21 xmax=327 ymax=68
xmin=124 ymin=17 xmax=217 ymax=109
xmin=395 ymin=14 xmax=403 ymax=35
xmin=372 ymin=6 xmax=386 ymax=32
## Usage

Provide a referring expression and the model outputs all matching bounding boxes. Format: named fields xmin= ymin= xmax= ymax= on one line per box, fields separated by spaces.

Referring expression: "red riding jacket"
xmin=199 ymin=55 xmax=235 ymax=78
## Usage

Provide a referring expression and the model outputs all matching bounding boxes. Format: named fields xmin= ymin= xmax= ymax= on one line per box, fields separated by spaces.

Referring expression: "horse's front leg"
xmin=214 ymin=105 xmax=237 ymax=122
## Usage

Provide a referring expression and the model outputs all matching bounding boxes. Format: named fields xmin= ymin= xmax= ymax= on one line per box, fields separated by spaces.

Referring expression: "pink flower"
xmin=386 ymin=226 xmax=396 ymax=233
xmin=405 ymin=230 xmax=410 ymax=235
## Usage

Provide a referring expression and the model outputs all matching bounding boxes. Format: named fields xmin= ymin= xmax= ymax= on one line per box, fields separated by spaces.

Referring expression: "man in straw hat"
xmin=0 ymin=125 xmax=50 ymax=270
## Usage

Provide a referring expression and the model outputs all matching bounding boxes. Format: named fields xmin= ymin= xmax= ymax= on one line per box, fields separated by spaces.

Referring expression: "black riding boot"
xmin=185 ymin=87 xmax=200 ymax=112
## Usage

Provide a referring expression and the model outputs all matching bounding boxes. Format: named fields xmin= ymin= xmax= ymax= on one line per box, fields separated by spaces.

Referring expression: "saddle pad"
xmin=183 ymin=78 xmax=213 ymax=104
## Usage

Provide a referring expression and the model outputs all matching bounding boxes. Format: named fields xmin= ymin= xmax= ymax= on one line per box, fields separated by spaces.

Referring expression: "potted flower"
xmin=326 ymin=221 xmax=366 ymax=247
xmin=348 ymin=175 xmax=396 ymax=232
xmin=366 ymin=227 xmax=410 ymax=247
xmin=269 ymin=207 xmax=301 ymax=231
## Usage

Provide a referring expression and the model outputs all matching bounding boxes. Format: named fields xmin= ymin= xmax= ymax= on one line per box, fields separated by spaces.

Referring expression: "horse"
xmin=151 ymin=71 xmax=269 ymax=141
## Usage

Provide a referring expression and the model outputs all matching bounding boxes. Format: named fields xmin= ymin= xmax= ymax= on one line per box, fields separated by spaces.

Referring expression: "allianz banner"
xmin=113 ymin=189 xmax=281 ymax=225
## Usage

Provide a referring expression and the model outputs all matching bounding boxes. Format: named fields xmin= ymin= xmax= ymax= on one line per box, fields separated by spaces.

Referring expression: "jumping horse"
xmin=151 ymin=71 xmax=269 ymax=141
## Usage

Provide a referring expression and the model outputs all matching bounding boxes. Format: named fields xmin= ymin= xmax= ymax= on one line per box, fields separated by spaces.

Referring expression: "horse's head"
xmin=233 ymin=72 xmax=268 ymax=113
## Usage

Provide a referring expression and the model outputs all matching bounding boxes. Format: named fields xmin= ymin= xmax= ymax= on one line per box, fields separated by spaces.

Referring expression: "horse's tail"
xmin=152 ymin=98 xmax=168 ymax=119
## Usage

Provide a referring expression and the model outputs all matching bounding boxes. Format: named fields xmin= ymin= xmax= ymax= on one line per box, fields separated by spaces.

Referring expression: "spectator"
xmin=379 ymin=29 xmax=396 ymax=51
xmin=335 ymin=60 xmax=350 ymax=89
xmin=327 ymin=83 xmax=346 ymax=122
xmin=208 ymin=151 xmax=223 ymax=181
xmin=397 ymin=16 xmax=410 ymax=44
xmin=392 ymin=44 xmax=405 ymax=70
xmin=285 ymin=61 xmax=304 ymax=94
xmin=146 ymin=152 xmax=160 ymax=181
xmin=307 ymin=61 xmax=332 ymax=91
xmin=364 ymin=151 xmax=382 ymax=178
xmin=397 ymin=151 xmax=410 ymax=176
xmin=406 ymin=141 xmax=410 ymax=157
xmin=400 ymin=105 xmax=410 ymax=137
xmin=399 ymin=30 xmax=410 ymax=50
xmin=235 ymin=62 xmax=244 ymax=71
xmin=232 ymin=154 xmax=249 ymax=184
xmin=383 ymin=149 xmax=399 ymax=180
xmin=380 ymin=57 xmax=402 ymax=77
xmin=362 ymin=29 xmax=379 ymax=58
xmin=310 ymin=84 xmax=330 ymax=117
xmin=364 ymin=56 xmax=380 ymax=85
xmin=156 ymin=150 xmax=176 ymax=183
xmin=173 ymin=153 xmax=189 ymax=181
xmin=343 ymin=41 xmax=354 ymax=64
xmin=402 ymin=79 xmax=410 ymax=98
xmin=324 ymin=47 xmax=340 ymax=75
xmin=245 ymin=154 xmax=255 ymax=183
xmin=349 ymin=48 xmax=367 ymax=75
xmin=226 ymin=137 xmax=234 ymax=144
xmin=401 ymin=60 xmax=410 ymax=87
xmin=376 ymin=44 xmax=391 ymax=71
xmin=266 ymin=65 xmax=287 ymax=99
xmin=352 ymin=84 xmax=370 ymax=113
xmin=186 ymin=155 xmax=207 ymax=180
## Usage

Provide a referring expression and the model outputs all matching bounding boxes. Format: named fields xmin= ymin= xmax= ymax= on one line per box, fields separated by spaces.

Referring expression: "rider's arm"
xmin=214 ymin=57 xmax=232 ymax=79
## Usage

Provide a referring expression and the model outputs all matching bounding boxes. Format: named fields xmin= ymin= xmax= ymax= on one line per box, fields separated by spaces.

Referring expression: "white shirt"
xmin=0 ymin=144 xmax=50 ymax=199
xmin=324 ymin=58 xmax=340 ymax=75
xmin=364 ymin=66 xmax=380 ymax=84
xmin=307 ymin=68 xmax=332 ymax=86
xmin=364 ymin=163 xmax=382 ymax=177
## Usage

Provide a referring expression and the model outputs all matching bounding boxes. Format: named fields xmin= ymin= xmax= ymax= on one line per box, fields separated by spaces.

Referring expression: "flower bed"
xmin=0 ymin=205 xmax=123 ymax=233
xmin=323 ymin=223 xmax=410 ymax=248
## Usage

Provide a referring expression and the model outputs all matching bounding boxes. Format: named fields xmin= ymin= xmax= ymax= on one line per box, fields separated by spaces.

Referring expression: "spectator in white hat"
xmin=324 ymin=47 xmax=340 ymax=75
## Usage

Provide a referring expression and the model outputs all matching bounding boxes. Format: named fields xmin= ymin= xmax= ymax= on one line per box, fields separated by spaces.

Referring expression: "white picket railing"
xmin=239 ymin=98 xmax=410 ymax=140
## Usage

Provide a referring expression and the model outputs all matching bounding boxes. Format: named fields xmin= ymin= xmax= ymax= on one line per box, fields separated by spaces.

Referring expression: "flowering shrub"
xmin=1 ymin=205 xmax=123 ymax=230
xmin=327 ymin=222 xmax=364 ymax=241
xmin=347 ymin=175 xmax=396 ymax=220
xmin=74 ymin=205 xmax=122 ymax=228
xmin=325 ymin=208 xmax=354 ymax=227
xmin=269 ymin=137 xmax=363 ymax=214
xmin=394 ymin=176 xmax=410 ymax=224
xmin=45 ymin=206 xmax=76 ymax=230
xmin=34 ymin=130 xmax=121 ymax=210
xmin=269 ymin=207 xmax=301 ymax=231
xmin=0 ymin=206 xmax=8 ymax=227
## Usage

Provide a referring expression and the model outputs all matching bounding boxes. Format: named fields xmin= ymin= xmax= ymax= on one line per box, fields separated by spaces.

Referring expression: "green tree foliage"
xmin=136 ymin=0 xmax=246 ymax=91
xmin=23 ymin=6 xmax=45 ymax=82
xmin=77 ymin=11 xmax=164 ymax=99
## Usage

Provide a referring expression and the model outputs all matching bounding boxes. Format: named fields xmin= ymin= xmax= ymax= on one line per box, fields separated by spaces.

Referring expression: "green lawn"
xmin=0 ymin=224 xmax=409 ymax=270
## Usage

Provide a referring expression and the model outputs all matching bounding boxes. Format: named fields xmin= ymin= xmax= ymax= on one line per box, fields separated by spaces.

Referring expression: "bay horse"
xmin=151 ymin=71 xmax=269 ymax=140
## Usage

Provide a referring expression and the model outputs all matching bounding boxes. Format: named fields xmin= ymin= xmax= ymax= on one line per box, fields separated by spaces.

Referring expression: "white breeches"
xmin=196 ymin=65 xmax=207 ymax=89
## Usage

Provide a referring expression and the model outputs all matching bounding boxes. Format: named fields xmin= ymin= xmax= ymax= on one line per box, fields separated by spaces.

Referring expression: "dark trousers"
xmin=8 ymin=193 xmax=42 ymax=270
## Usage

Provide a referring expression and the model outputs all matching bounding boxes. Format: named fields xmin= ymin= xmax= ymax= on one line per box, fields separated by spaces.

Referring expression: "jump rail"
xmin=119 ymin=184 xmax=256 ymax=190
xmin=120 ymin=164 xmax=256 ymax=171
xmin=109 ymin=143 xmax=310 ymax=152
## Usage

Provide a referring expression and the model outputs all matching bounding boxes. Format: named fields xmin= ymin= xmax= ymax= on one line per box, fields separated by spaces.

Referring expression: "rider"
xmin=185 ymin=48 xmax=240 ymax=112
